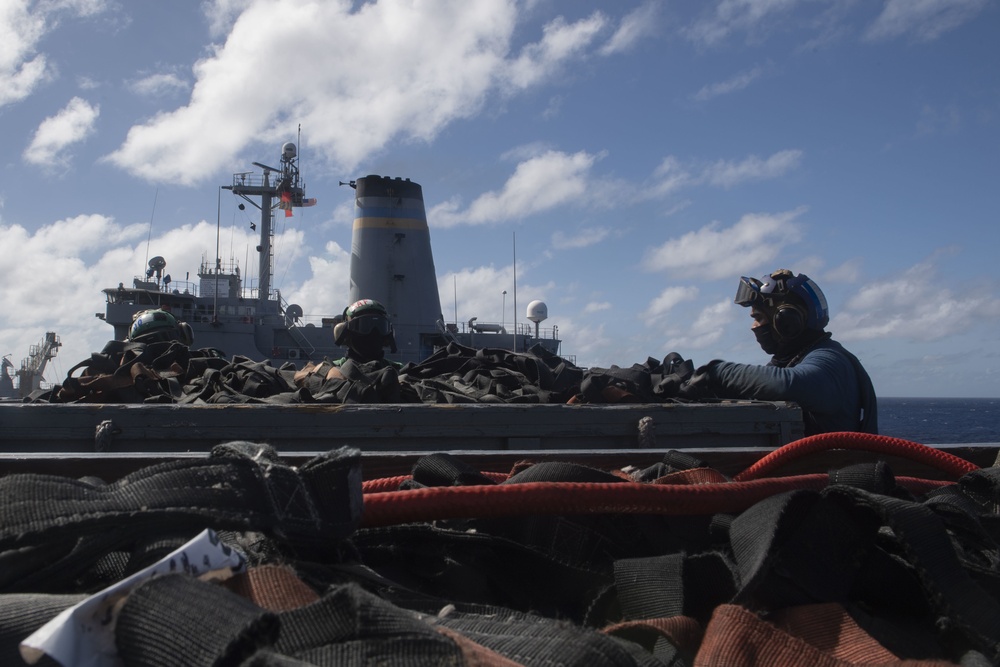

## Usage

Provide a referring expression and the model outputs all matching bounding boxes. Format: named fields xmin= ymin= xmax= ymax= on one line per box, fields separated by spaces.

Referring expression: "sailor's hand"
xmin=678 ymin=361 xmax=721 ymax=400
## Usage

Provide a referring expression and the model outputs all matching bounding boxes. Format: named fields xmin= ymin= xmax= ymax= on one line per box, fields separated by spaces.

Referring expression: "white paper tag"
xmin=20 ymin=528 xmax=246 ymax=667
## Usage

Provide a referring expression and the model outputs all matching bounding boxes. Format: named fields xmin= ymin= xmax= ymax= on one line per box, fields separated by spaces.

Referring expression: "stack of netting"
xmin=1 ymin=434 xmax=997 ymax=666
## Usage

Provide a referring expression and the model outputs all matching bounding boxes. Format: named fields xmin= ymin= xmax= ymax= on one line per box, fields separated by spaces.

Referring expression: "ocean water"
xmin=878 ymin=397 xmax=1000 ymax=445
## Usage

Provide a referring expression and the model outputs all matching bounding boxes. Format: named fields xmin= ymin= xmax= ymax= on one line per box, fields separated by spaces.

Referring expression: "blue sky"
xmin=1 ymin=0 xmax=998 ymax=398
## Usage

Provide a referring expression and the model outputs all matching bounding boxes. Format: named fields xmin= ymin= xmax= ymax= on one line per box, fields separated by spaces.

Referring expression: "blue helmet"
xmin=734 ymin=269 xmax=829 ymax=332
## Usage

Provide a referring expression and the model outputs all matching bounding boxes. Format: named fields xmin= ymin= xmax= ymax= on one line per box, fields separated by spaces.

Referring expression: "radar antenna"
xmin=223 ymin=141 xmax=314 ymax=306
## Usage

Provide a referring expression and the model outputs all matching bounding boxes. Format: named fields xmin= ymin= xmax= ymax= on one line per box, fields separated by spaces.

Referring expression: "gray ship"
xmin=99 ymin=143 xmax=563 ymax=365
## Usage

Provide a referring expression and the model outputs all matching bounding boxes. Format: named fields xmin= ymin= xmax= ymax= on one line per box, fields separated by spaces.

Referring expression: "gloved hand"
xmin=678 ymin=360 xmax=722 ymax=400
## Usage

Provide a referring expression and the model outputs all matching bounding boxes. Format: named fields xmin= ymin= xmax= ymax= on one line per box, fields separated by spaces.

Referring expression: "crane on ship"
xmin=0 ymin=332 xmax=61 ymax=400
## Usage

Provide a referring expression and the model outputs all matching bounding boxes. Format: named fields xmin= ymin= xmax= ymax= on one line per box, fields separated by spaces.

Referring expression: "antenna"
xmin=143 ymin=187 xmax=158 ymax=277
xmin=512 ymin=232 xmax=517 ymax=340
xmin=214 ymin=186 xmax=221 ymax=322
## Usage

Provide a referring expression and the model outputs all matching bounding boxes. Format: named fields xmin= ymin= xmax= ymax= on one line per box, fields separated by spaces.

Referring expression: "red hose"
xmin=362 ymin=470 xmax=509 ymax=494
xmin=732 ymin=432 xmax=979 ymax=482
xmin=360 ymin=475 xmax=831 ymax=527
xmin=358 ymin=434 xmax=973 ymax=527
xmin=359 ymin=476 xmax=955 ymax=528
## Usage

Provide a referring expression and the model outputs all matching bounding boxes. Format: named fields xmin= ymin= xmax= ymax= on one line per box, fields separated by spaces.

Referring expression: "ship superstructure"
xmin=99 ymin=146 xmax=563 ymax=365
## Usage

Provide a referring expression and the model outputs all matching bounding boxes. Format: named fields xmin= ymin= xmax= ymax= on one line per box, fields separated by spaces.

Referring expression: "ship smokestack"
xmin=349 ymin=175 xmax=444 ymax=363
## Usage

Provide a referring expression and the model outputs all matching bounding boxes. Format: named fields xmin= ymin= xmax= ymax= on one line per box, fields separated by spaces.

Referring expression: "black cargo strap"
xmin=116 ymin=573 xmax=280 ymax=667
xmin=825 ymin=484 xmax=1000 ymax=662
xmin=0 ymin=442 xmax=362 ymax=592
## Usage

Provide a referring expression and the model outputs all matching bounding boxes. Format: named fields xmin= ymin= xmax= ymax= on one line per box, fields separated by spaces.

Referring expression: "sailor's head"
xmin=734 ymin=269 xmax=829 ymax=352
xmin=128 ymin=309 xmax=193 ymax=345
xmin=333 ymin=299 xmax=397 ymax=358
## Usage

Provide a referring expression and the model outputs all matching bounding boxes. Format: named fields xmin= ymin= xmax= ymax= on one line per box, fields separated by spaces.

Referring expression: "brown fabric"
xmin=221 ymin=564 xmax=320 ymax=611
xmin=603 ymin=616 xmax=703 ymax=655
xmin=291 ymin=360 xmax=345 ymax=385
xmin=770 ymin=603 xmax=901 ymax=664
xmin=652 ymin=468 xmax=730 ymax=485
xmin=695 ymin=605 xmax=958 ymax=667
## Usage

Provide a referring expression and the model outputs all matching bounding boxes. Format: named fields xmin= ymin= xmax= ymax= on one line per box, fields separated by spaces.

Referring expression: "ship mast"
xmin=223 ymin=142 xmax=307 ymax=306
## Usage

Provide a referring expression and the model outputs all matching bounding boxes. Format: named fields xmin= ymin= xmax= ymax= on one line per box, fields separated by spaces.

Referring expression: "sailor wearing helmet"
xmin=681 ymin=269 xmax=878 ymax=436
xmin=331 ymin=299 xmax=401 ymax=368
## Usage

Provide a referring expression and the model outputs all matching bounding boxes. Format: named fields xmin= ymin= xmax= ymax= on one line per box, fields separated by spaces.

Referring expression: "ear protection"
xmin=333 ymin=304 xmax=350 ymax=346
xmin=177 ymin=321 xmax=194 ymax=346
xmin=333 ymin=321 xmax=348 ymax=346
xmin=772 ymin=303 xmax=806 ymax=340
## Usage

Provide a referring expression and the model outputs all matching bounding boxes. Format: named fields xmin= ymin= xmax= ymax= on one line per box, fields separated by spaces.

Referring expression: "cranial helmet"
xmin=128 ymin=309 xmax=193 ymax=345
xmin=734 ymin=269 xmax=829 ymax=339
xmin=333 ymin=299 xmax=397 ymax=353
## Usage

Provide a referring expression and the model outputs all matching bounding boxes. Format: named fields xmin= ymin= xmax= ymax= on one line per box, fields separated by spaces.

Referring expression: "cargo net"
xmin=27 ymin=340 xmax=695 ymax=404
xmin=1 ymin=434 xmax=999 ymax=666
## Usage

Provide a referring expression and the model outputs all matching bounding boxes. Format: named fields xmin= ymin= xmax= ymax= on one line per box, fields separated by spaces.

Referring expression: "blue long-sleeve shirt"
xmin=703 ymin=338 xmax=878 ymax=436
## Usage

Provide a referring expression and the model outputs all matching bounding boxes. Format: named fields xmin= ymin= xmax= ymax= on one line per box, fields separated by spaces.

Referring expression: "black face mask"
xmin=753 ymin=323 xmax=781 ymax=355
xmin=348 ymin=331 xmax=386 ymax=361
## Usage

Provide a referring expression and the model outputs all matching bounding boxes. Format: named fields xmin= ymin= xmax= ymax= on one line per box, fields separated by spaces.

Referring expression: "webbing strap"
xmin=272 ymin=583 xmax=464 ymax=665
xmin=408 ymin=452 xmax=498 ymax=488
xmin=0 ymin=442 xmax=362 ymax=590
xmin=825 ymin=485 xmax=1000 ymax=662
xmin=116 ymin=573 xmax=279 ymax=667
xmin=0 ymin=593 xmax=85 ymax=664
xmin=729 ymin=490 xmax=876 ymax=609
xmin=613 ymin=552 xmax=736 ymax=625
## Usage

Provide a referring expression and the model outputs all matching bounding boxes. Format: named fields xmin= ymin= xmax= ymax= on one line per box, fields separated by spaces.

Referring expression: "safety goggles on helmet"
xmin=734 ymin=276 xmax=764 ymax=307
xmin=343 ymin=314 xmax=393 ymax=338
xmin=129 ymin=309 xmax=193 ymax=345
xmin=734 ymin=270 xmax=830 ymax=331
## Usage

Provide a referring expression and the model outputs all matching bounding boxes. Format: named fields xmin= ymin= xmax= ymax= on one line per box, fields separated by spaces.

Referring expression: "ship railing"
xmin=107 ymin=279 xmax=200 ymax=303
xmin=448 ymin=321 xmax=561 ymax=340
xmin=231 ymin=172 xmax=269 ymax=188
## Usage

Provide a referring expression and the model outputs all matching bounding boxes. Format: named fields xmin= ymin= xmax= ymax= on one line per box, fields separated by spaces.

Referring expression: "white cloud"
xmin=432 ymin=147 xmax=802 ymax=229
xmin=429 ymin=149 xmax=601 ymax=227
xmin=130 ymin=71 xmax=191 ymax=97
xmin=23 ymin=97 xmax=101 ymax=168
xmin=598 ymin=1 xmax=660 ymax=56
xmin=437 ymin=264 xmax=555 ymax=327
xmin=583 ymin=301 xmax=612 ymax=314
xmin=0 ymin=0 xmax=108 ymax=108
xmin=865 ymin=0 xmax=989 ymax=42
xmin=504 ymin=11 xmax=608 ymax=89
xmin=284 ymin=241 xmax=352 ymax=320
xmin=551 ymin=227 xmax=611 ymax=250
xmin=693 ymin=65 xmax=764 ymax=102
xmin=832 ymin=260 xmax=1000 ymax=342
xmin=203 ymin=0 xmax=255 ymax=38
xmin=823 ymin=258 xmax=863 ymax=284
xmin=647 ymin=156 xmax=695 ymax=198
xmin=916 ymin=103 xmax=963 ymax=136
xmin=0 ymin=2 xmax=53 ymax=107
xmin=643 ymin=286 xmax=699 ymax=322
xmin=701 ymin=149 xmax=803 ymax=188
xmin=660 ymin=299 xmax=736 ymax=351
xmin=646 ymin=149 xmax=802 ymax=197
xmin=685 ymin=0 xmax=800 ymax=46
xmin=642 ymin=207 xmax=807 ymax=279
xmin=105 ymin=1 xmax=619 ymax=185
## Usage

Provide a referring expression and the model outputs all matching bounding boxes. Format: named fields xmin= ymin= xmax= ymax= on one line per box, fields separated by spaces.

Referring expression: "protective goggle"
xmin=344 ymin=314 xmax=393 ymax=337
xmin=734 ymin=276 xmax=764 ymax=307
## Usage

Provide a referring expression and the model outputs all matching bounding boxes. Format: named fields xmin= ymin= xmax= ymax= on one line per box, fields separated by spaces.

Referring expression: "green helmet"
xmin=128 ymin=309 xmax=193 ymax=345
xmin=333 ymin=299 xmax=396 ymax=353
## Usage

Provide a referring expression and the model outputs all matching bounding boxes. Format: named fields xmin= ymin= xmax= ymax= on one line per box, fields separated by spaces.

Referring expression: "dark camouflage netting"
xmin=28 ymin=340 xmax=696 ymax=405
